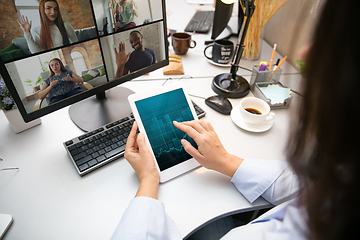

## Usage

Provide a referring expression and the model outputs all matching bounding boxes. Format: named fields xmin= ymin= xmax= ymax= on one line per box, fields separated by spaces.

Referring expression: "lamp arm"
xmin=230 ymin=0 xmax=255 ymax=79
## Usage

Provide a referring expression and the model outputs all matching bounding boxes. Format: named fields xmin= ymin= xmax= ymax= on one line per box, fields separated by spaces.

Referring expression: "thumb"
xmin=136 ymin=133 xmax=148 ymax=154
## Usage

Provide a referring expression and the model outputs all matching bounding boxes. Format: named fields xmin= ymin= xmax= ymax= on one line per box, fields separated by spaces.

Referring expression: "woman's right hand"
xmin=17 ymin=15 xmax=32 ymax=34
xmin=49 ymin=78 xmax=57 ymax=87
xmin=173 ymin=120 xmax=243 ymax=177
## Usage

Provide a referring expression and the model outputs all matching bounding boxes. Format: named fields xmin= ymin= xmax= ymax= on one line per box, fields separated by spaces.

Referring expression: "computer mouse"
xmin=205 ymin=95 xmax=233 ymax=115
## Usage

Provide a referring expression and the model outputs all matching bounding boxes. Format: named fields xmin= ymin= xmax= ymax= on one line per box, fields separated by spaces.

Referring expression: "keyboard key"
xmin=76 ymin=155 xmax=92 ymax=166
xmin=92 ymin=152 xmax=100 ymax=159
xmin=98 ymin=149 xmax=106 ymax=155
xmin=105 ymin=145 xmax=126 ymax=159
xmin=70 ymin=147 xmax=82 ymax=156
xmin=88 ymin=159 xmax=98 ymax=167
xmin=79 ymin=163 xmax=89 ymax=172
xmin=96 ymin=155 xmax=106 ymax=163
xmin=73 ymin=152 xmax=87 ymax=161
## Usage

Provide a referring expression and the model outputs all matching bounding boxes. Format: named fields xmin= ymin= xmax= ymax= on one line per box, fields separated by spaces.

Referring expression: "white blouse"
xmin=111 ymin=158 xmax=307 ymax=240
xmin=24 ymin=21 xmax=78 ymax=54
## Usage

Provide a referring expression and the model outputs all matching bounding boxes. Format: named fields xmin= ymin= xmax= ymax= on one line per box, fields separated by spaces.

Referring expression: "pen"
xmin=269 ymin=44 xmax=277 ymax=70
xmin=274 ymin=55 xmax=287 ymax=71
xmin=268 ymin=55 xmax=287 ymax=80
xmin=272 ymin=58 xmax=280 ymax=70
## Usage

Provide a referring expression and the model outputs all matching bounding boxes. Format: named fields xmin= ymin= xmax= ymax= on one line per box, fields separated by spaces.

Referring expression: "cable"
xmin=189 ymin=94 xmax=207 ymax=99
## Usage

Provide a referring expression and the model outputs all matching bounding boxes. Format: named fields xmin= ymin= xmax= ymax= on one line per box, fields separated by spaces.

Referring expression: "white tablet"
xmin=128 ymin=83 xmax=201 ymax=183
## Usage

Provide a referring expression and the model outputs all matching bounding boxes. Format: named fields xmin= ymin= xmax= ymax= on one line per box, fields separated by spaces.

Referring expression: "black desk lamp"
xmin=212 ymin=0 xmax=256 ymax=98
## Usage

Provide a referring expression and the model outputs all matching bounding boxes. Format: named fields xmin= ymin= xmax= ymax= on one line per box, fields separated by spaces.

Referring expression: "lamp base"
xmin=212 ymin=73 xmax=250 ymax=98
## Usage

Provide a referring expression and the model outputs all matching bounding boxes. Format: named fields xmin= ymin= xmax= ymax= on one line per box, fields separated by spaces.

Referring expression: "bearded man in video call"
xmin=114 ymin=30 xmax=157 ymax=79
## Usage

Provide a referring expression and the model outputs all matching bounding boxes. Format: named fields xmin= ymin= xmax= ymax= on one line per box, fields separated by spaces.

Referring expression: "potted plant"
xmin=24 ymin=75 xmax=42 ymax=93
xmin=0 ymin=78 xmax=16 ymax=111
xmin=1 ymin=77 xmax=41 ymax=133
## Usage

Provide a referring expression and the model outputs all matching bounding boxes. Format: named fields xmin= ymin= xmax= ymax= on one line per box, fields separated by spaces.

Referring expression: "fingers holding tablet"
xmin=125 ymin=121 xmax=159 ymax=183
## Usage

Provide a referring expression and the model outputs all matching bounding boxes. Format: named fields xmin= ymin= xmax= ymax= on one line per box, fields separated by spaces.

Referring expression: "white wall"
xmin=133 ymin=0 xmax=152 ymax=25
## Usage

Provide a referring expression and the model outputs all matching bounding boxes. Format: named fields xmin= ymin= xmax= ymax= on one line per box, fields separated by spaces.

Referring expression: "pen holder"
xmin=249 ymin=66 xmax=282 ymax=91
xmin=250 ymin=65 xmax=292 ymax=109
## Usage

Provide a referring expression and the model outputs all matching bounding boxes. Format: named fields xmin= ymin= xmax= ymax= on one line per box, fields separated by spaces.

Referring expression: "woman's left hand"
xmin=125 ymin=121 xmax=160 ymax=199
xmin=62 ymin=74 xmax=72 ymax=82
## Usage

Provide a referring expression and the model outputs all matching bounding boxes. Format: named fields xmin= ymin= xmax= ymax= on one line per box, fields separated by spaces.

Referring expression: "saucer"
xmin=230 ymin=106 xmax=274 ymax=132
xmin=207 ymin=59 xmax=231 ymax=67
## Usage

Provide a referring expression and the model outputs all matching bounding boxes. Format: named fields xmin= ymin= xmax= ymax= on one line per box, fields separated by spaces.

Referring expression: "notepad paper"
xmin=259 ymin=84 xmax=291 ymax=104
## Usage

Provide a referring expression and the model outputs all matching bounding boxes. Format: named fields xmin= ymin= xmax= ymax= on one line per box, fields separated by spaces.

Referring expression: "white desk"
xmin=0 ymin=1 xmax=302 ymax=239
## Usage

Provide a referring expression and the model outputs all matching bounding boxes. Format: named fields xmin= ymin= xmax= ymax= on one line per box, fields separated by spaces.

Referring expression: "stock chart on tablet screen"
xmin=135 ymin=89 xmax=197 ymax=171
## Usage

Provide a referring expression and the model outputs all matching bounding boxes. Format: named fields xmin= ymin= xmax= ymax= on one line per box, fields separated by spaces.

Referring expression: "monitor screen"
xmin=0 ymin=0 xmax=168 ymax=131
xmin=211 ymin=0 xmax=243 ymax=40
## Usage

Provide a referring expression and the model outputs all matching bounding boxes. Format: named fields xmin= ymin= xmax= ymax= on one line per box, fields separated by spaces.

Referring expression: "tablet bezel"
xmin=128 ymin=83 xmax=200 ymax=183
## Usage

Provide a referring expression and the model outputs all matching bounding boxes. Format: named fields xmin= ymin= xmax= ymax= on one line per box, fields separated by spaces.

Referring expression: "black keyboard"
xmin=64 ymin=102 xmax=206 ymax=176
xmin=185 ymin=11 xmax=214 ymax=33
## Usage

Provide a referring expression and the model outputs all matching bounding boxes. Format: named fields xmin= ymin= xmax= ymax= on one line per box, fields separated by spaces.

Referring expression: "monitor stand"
xmin=68 ymin=86 xmax=134 ymax=132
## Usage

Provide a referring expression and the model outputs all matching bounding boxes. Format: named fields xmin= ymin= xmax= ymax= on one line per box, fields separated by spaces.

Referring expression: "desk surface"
xmin=0 ymin=1 xmax=302 ymax=239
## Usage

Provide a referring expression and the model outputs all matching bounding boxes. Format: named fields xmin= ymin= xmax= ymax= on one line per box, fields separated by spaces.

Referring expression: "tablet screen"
xmin=135 ymin=88 xmax=197 ymax=171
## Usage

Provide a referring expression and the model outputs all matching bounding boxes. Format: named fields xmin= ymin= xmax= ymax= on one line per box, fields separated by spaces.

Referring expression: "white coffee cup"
xmin=239 ymin=97 xmax=275 ymax=124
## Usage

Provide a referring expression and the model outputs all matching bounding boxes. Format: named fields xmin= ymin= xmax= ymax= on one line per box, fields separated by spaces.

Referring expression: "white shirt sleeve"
xmin=24 ymin=26 xmax=43 ymax=54
xmin=112 ymin=159 xmax=299 ymax=239
xmin=231 ymin=158 xmax=298 ymax=205
xmin=111 ymin=197 xmax=182 ymax=240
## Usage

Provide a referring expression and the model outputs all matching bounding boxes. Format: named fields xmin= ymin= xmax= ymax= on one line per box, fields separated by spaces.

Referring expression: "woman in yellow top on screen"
xmin=114 ymin=0 xmax=138 ymax=32
xmin=17 ymin=0 xmax=78 ymax=54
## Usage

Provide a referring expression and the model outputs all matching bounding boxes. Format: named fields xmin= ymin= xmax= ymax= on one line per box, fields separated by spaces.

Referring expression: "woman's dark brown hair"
xmin=287 ymin=0 xmax=360 ymax=239
xmin=39 ymin=0 xmax=69 ymax=50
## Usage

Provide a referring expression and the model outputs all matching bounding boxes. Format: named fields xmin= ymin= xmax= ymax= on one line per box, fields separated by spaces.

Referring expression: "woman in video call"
xmin=111 ymin=0 xmax=360 ymax=239
xmin=17 ymin=0 xmax=78 ymax=54
xmin=39 ymin=58 xmax=84 ymax=105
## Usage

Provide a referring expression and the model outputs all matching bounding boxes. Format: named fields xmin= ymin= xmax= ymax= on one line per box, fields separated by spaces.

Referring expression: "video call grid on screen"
xmin=135 ymin=88 xmax=198 ymax=171
xmin=0 ymin=0 xmax=167 ymax=118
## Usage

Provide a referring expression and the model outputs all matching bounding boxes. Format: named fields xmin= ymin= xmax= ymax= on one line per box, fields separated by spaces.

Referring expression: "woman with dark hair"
xmin=17 ymin=0 xmax=78 ymax=54
xmin=111 ymin=0 xmax=360 ymax=239
xmin=39 ymin=58 xmax=84 ymax=105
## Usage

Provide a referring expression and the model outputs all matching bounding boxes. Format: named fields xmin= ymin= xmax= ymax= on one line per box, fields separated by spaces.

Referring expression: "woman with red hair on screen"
xmin=17 ymin=0 xmax=78 ymax=54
